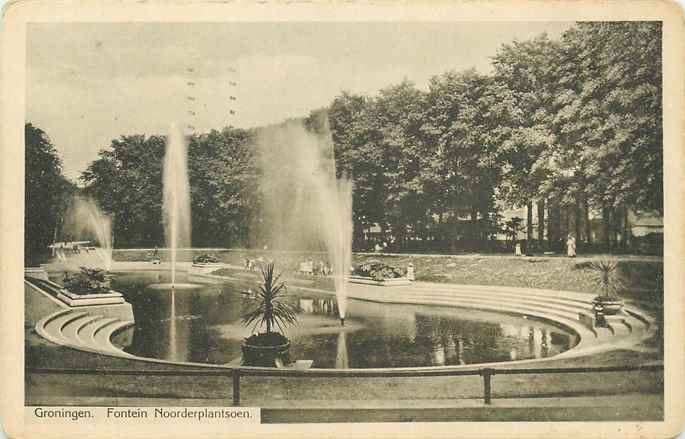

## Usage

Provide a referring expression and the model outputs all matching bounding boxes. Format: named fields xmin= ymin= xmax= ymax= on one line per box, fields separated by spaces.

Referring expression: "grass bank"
xmin=113 ymin=249 xmax=663 ymax=302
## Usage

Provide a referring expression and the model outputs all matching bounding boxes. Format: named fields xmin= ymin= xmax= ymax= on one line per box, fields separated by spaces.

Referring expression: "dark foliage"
xmin=62 ymin=266 xmax=111 ymax=295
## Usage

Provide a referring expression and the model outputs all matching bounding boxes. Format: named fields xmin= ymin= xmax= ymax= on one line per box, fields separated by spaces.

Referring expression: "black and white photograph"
xmin=2 ymin=1 xmax=685 ymax=438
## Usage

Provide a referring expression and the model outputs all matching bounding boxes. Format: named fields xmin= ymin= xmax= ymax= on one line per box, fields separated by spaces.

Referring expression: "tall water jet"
xmin=256 ymin=121 xmax=353 ymax=322
xmin=62 ymin=196 xmax=113 ymax=271
xmin=316 ymin=177 xmax=353 ymax=322
xmin=162 ymin=122 xmax=192 ymax=288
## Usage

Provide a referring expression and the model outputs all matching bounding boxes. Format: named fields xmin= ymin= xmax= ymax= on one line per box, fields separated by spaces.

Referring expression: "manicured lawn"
xmin=114 ymin=249 xmax=662 ymax=300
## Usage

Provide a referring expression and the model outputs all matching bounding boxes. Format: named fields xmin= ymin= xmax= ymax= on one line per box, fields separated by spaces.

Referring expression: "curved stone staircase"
xmin=340 ymin=282 xmax=655 ymax=359
xmin=35 ymin=308 xmax=135 ymax=358
xmin=34 ymin=277 xmax=656 ymax=366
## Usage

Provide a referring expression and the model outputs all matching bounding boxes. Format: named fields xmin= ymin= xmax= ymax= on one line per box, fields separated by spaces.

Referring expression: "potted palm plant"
xmin=241 ymin=262 xmax=297 ymax=367
xmin=589 ymin=259 xmax=625 ymax=315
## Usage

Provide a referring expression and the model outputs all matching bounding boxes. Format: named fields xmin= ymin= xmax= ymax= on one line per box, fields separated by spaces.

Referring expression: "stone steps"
xmin=343 ymin=286 xmax=652 ymax=357
xmin=401 ymin=287 xmax=594 ymax=308
xmin=410 ymin=283 xmax=595 ymax=304
xmin=41 ymin=310 xmax=90 ymax=344
xmin=389 ymin=295 xmax=601 ymax=339
xmin=93 ymin=319 xmax=135 ymax=355
xmin=396 ymin=291 xmax=590 ymax=318
xmin=36 ymin=310 xmax=133 ymax=358
xmin=405 ymin=284 xmax=654 ymax=331
xmin=61 ymin=314 xmax=101 ymax=345
xmin=34 ymin=280 xmax=657 ymax=368
xmin=400 ymin=291 xmax=649 ymax=337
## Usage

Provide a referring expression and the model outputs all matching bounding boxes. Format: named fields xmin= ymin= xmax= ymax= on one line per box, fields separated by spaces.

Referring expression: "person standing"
xmin=406 ymin=263 xmax=415 ymax=281
xmin=566 ymin=234 xmax=576 ymax=258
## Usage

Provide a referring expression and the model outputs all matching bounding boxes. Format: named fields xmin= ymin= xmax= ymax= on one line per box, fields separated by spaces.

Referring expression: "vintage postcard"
xmin=1 ymin=0 xmax=684 ymax=438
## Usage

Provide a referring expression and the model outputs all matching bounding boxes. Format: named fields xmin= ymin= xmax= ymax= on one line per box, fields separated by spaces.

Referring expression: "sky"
xmin=27 ymin=22 xmax=575 ymax=181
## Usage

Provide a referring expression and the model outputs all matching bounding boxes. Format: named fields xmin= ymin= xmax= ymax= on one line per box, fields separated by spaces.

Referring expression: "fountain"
xmin=162 ymin=122 xmax=192 ymax=289
xmin=256 ymin=122 xmax=353 ymax=324
xmin=316 ymin=177 xmax=353 ymax=324
xmin=60 ymin=196 xmax=113 ymax=271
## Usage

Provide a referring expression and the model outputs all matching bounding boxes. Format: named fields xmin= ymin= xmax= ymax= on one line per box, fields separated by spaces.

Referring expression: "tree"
xmin=81 ymin=135 xmax=165 ymax=246
xmin=369 ymin=80 xmax=428 ymax=247
xmin=329 ymin=91 xmax=388 ymax=246
xmin=82 ymin=128 xmax=259 ymax=248
xmin=188 ymin=127 xmax=259 ymax=247
xmin=492 ymin=34 xmax=560 ymax=249
xmin=549 ymin=22 xmax=662 ymax=248
xmin=25 ymin=123 xmax=74 ymax=264
xmin=422 ymin=70 xmax=505 ymax=248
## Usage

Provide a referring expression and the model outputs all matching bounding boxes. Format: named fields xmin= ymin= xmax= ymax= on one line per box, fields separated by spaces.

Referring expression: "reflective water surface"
xmin=110 ymin=272 xmax=577 ymax=368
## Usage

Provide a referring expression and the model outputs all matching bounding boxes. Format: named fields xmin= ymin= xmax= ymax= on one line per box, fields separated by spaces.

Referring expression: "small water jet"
xmin=61 ymin=196 xmax=114 ymax=271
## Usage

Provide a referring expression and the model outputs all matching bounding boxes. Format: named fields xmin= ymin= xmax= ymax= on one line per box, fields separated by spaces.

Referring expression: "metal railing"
xmin=27 ymin=364 xmax=663 ymax=407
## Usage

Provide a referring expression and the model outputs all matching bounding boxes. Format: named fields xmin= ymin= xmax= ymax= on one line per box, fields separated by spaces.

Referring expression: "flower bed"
xmin=350 ymin=261 xmax=410 ymax=286
xmin=352 ymin=261 xmax=405 ymax=281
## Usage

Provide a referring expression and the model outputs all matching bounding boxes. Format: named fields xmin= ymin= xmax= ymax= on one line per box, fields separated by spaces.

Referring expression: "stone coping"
xmin=58 ymin=289 xmax=123 ymax=300
xmin=56 ymin=293 xmax=125 ymax=307
xmin=348 ymin=276 xmax=412 ymax=287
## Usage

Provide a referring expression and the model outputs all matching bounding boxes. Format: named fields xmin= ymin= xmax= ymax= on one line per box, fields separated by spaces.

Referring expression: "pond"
xmin=109 ymin=272 xmax=577 ymax=369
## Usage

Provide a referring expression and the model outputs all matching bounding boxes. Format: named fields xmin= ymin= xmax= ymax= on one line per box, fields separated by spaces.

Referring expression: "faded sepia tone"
xmin=1 ymin=1 xmax=684 ymax=439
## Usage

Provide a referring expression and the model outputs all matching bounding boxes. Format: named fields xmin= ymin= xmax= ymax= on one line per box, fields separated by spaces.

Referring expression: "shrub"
xmin=193 ymin=254 xmax=220 ymax=264
xmin=62 ymin=267 xmax=111 ymax=295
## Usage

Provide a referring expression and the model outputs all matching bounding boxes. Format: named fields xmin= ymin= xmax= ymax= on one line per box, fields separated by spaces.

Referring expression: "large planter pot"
xmin=241 ymin=338 xmax=291 ymax=367
xmin=592 ymin=297 xmax=624 ymax=315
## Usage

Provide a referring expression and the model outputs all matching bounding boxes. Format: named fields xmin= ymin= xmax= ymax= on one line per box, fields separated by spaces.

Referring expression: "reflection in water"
xmin=431 ymin=342 xmax=445 ymax=366
xmin=169 ymin=290 xmax=177 ymax=361
xmin=297 ymin=297 xmax=339 ymax=317
xmin=336 ymin=331 xmax=349 ymax=369
xmin=457 ymin=336 xmax=465 ymax=365
xmin=111 ymin=272 xmax=575 ymax=369
xmin=300 ymin=299 xmax=314 ymax=314
xmin=529 ymin=326 xmax=536 ymax=358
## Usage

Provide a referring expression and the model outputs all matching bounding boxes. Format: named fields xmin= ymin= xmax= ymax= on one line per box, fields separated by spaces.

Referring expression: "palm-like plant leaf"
xmin=588 ymin=258 xmax=624 ymax=299
xmin=241 ymin=262 xmax=298 ymax=334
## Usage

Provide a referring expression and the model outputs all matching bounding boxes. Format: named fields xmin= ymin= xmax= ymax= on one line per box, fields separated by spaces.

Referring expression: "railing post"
xmin=232 ymin=369 xmax=241 ymax=406
xmin=481 ymin=368 xmax=494 ymax=405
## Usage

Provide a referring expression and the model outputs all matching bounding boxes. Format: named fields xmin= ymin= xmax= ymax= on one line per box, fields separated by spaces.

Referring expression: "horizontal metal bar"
xmin=489 ymin=365 xmax=664 ymax=375
xmin=26 ymin=368 xmax=233 ymax=377
xmin=238 ymin=369 xmax=482 ymax=378
xmin=26 ymin=364 xmax=663 ymax=378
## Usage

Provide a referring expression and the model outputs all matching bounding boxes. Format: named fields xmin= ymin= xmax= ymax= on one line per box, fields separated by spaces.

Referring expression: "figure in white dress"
xmin=566 ymin=234 xmax=577 ymax=258
xmin=406 ymin=263 xmax=415 ymax=281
